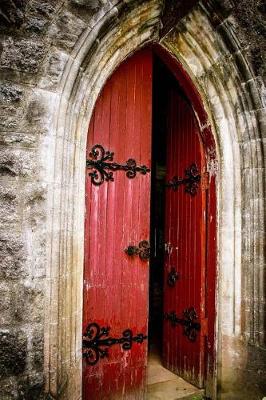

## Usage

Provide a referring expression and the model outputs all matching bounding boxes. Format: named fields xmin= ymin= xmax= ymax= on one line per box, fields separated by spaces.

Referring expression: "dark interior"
xmin=149 ymin=53 xmax=191 ymax=361
xmin=148 ymin=55 xmax=173 ymax=358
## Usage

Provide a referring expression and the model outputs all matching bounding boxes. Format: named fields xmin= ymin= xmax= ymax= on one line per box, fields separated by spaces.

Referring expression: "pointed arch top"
xmin=43 ymin=1 xmax=265 ymax=399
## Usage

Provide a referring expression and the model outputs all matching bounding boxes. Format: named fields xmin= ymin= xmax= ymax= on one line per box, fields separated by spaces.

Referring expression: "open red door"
xmin=162 ymin=81 xmax=208 ymax=387
xmin=83 ymin=49 xmax=153 ymax=399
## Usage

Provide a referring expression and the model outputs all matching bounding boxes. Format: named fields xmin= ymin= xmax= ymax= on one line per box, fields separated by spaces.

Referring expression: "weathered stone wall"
xmin=0 ymin=1 xmax=265 ymax=399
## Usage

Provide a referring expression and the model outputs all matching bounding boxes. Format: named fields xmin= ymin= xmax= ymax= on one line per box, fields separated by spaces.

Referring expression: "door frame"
xmin=44 ymin=4 xmax=256 ymax=398
xmin=82 ymin=45 xmax=218 ymax=397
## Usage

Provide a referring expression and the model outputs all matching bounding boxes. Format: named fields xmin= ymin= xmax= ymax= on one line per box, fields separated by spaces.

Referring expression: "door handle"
xmin=125 ymin=240 xmax=150 ymax=260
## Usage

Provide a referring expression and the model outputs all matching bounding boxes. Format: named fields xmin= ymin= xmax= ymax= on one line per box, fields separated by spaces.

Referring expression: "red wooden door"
xmin=83 ymin=50 xmax=153 ymax=399
xmin=162 ymin=84 xmax=207 ymax=387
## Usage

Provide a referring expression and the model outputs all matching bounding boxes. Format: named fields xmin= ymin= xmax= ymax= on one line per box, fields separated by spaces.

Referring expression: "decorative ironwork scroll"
xmin=164 ymin=307 xmax=201 ymax=342
xmin=167 ymin=267 xmax=179 ymax=287
xmin=86 ymin=144 xmax=150 ymax=186
xmin=82 ymin=323 xmax=147 ymax=365
xmin=166 ymin=163 xmax=201 ymax=196
xmin=125 ymin=240 xmax=150 ymax=261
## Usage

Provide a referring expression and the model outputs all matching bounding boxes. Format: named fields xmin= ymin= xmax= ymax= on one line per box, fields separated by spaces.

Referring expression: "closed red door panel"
xmin=83 ymin=50 xmax=153 ymax=399
xmin=163 ymin=86 xmax=207 ymax=387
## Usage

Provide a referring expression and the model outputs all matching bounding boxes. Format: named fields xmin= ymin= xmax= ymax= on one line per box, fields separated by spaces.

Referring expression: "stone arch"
xmin=42 ymin=1 xmax=265 ymax=399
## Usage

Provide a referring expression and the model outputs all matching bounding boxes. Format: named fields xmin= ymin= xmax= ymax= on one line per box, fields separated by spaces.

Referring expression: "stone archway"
xmin=42 ymin=1 xmax=265 ymax=399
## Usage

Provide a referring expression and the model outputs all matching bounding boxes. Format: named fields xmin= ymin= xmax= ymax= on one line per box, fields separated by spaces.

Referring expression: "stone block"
xmin=22 ymin=0 xmax=59 ymax=34
xmin=39 ymin=50 xmax=68 ymax=89
xmin=71 ymin=0 xmax=101 ymax=10
xmin=48 ymin=11 xmax=87 ymax=50
xmin=22 ymin=186 xmax=46 ymax=279
xmin=17 ymin=373 xmax=44 ymax=400
xmin=0 ymin=231 xmax=27 ymax=280
xmin=25 ymin=98 xmax=47 ymax=126
xmin=0 ymin=37 xmax=46 ymax=73
xmin=0 ymin=373 xmax=45 ymax=400
xmin=0 ymin=376 xmax=18 ymax=400
xmin=0 ymin=148 xmax=37 ymax=177
xmin=0 ymin=279 xmax=45 ymax=325
xmin=0 ymin=183 xmax=19 ymax=224
xmin=15 ymin=282 xmax=44 ymax=324
xmin=0 ymin=83 xmax=23 ymax=103
xmin=0 ymin=179 xmax=46 ymax=228
xmin=32 ymin=328 xmax=44 ymax=370
xmin=24 ymin=15 xmax=49 ymax=33
xmin=0 ymin=106 xmax=24 ymax=131
xmin=241 ymin=139 xmax=264 ymax=169
xmin=0 ymin=282 xmax=44 ymax=326
xmin=0 ymin=82 xmax=26 ymax=132
xmin=0 ymin=0 xmax=26 ymax=29
xmin=0 ymin=284 xmax=12 ymax=326
xmin=0 ymin=131 xmax=38 ymax=146
xmin=26 ymin=184 xmax=46 ymax=207
xmin=28 ymin=0 xmax=57 ymax=18
xmin=255 ymin=109 xmax=266 ymax=139
xmin=69 ymin=0 xmax=114 ymax=25
xmin=243 ymin=77 xmax=265 ymax=111
xmin=0 ymin=330 xmax=27 ymax=379
xmin=21 ymin=90 xmax=53 ymax=134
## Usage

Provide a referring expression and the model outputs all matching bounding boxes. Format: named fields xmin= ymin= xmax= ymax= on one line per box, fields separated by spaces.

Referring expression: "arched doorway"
xmin=82 ymin=47 xmax=217 ymax=399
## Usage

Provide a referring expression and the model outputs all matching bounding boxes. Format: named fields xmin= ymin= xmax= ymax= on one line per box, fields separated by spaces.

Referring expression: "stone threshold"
xmin=147 ymin=351 xmax=204 ymax=400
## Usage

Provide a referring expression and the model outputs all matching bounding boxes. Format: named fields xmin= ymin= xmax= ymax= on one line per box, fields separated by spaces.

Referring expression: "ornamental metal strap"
xmin=86 ymin=144 xmax=150 ymax=186
xmin=164 ymin=307 xmax=201 ymax=342
xmin=166 ymin=163 xmax=201 ymax=196
xmin=83 ymin=323 xmax=147 ymax=365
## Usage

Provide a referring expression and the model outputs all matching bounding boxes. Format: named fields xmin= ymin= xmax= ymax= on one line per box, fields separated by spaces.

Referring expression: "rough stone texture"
xmin=0 ymin=0 xmax=27 ymax=29
xmin=0 ymin=84 xmax=23 ymax=103
xmin=0 ymin=38 xmax=47 ymax=73
xmin=23 ymin=1 xmax=56 ymax=34
xmin=0 ymin=1 xmax=264 ymax=399
xmin=48 ymin=11 xmax=87 ymax=51
xmin=0 ymin=83 xmax=26 ymax=132
xmin=0 ymin=330 xmax=27 ymax=378
xmin=0 ymin=148 xmax=37 ymax=177
xmin=206 ymin=0 xmax=266 ymax=79
xmin=40 ymin=50 xmax=69 ymax=89
xmin=1 ymin=373 xmax=44 ymax=400
xmin=0 ymin=233 xmax=27 ymax=280
xmin=71 ymin=0 xmax=101 ymax=10
xmin=231 ymin=0 xmax=266 ymax=78
xmin=160 ymin=0 xmax=199 ymax=37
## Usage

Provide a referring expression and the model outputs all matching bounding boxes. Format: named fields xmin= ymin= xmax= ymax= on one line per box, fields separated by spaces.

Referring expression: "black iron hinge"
xmin=164 ymin=307 xmax=201 ymax=342
xmin=166 ymin=163 xmax=201 ymax=196
xmin=86 ymin=144 xmax=150 ymax=186
xmin=83 ymin=322 xmax=147 ymax=365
